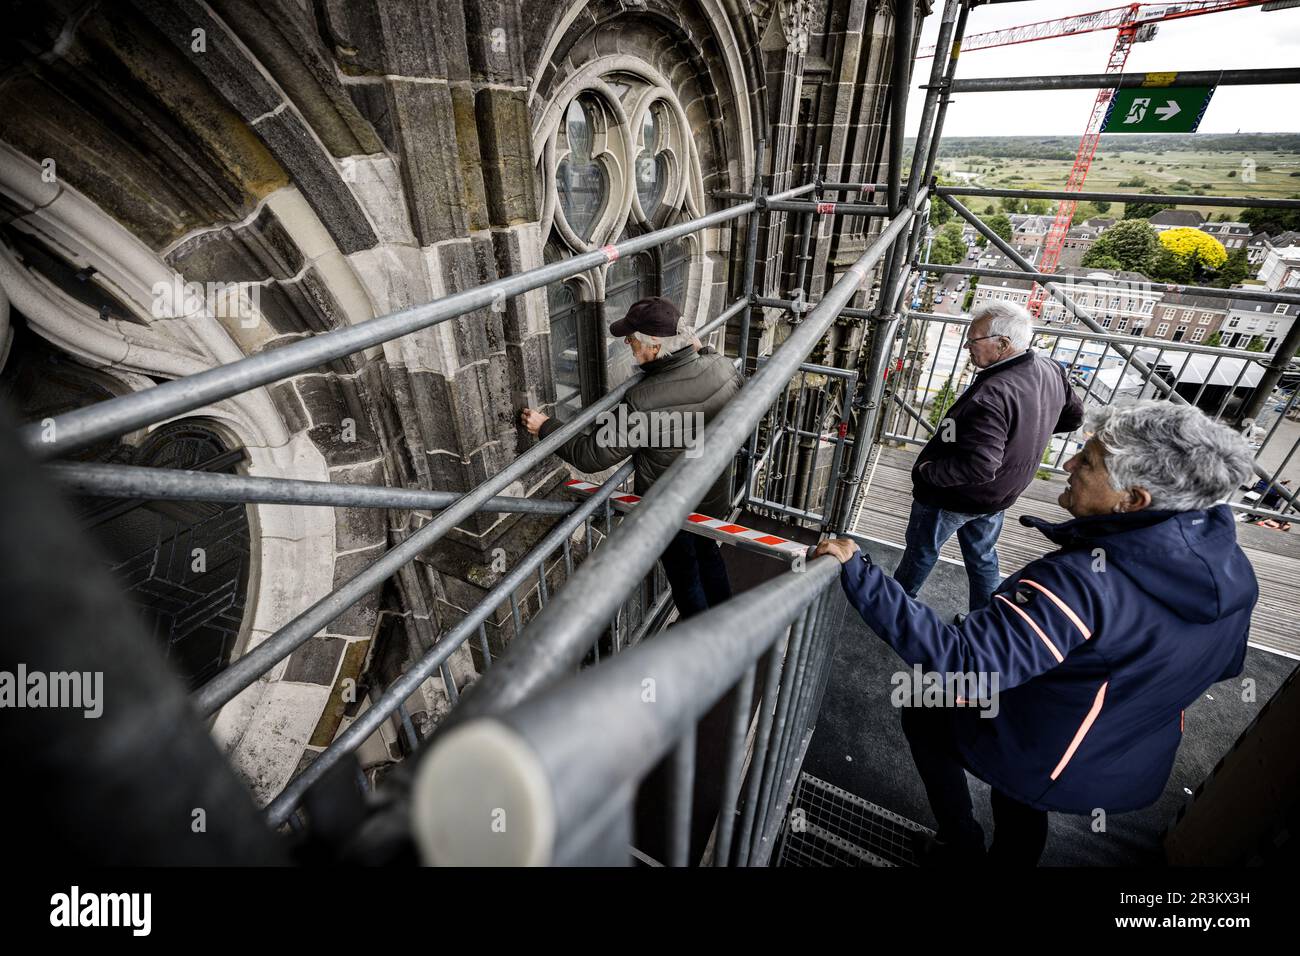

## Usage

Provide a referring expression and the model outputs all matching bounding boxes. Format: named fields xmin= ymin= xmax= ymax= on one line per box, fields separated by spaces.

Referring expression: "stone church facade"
xmin=0 ymin=0 xmax=917 ymax=802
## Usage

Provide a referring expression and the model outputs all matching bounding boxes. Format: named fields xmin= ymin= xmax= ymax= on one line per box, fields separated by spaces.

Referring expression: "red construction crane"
xmin=919 ymin=1 xmax=1271 ymax=315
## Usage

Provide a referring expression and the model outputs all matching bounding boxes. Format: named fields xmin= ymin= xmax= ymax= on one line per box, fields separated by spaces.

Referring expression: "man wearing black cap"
xmin=521 ymin=296 xmax=743 ymax=618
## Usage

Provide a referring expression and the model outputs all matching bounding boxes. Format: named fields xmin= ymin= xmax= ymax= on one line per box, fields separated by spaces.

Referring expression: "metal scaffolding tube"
xmin=22 ymin=179 xmax=813 ymax=461
xmin=936 ymin=185 xmax=1300 ymax=211
xmin=192 ymin=375 xmax=642 ymax=718
xmin=821 ymin=181 xmax=888 ymax=193
xmin=904 ymin=309 xmax=1277 ymax=360
xmin=696 ymin=295 xmax=748 ymax=338
xmin=738 ymin=140 xmax=767 ymax=374
xmin=948 ymin=67 xmax=1300 ymax=94
xmin=920 ymin=263 xmax=1300 ymax=307
xmin=46 ymin=461 xmax=577 ymax=516
xmin=263 ymin=461 xmax=635 ymax=826
xmin=1240 ymin=318 xmax=1300 ymax=423
xmin=757 ymin=294 xmax=881 ymax=322
xmin=887 ymin=0 xmax=914 ymax=216
xmin=410 ymin=556 xmax=841 ymax=865
xmin=921 ymin=0 xmax=971 ymax=195
xmin=442 ymin=191 xmax=923 ymax=725
xmin=762 ymin=199 xmax=890 ymax=217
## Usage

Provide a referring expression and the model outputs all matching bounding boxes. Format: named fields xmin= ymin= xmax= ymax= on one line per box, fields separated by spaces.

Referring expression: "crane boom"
xmin=917 ymin=1 xmax=1268 ymax=57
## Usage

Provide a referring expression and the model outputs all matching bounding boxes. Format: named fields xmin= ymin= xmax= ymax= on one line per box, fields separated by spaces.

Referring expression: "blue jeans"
xmin=894 ymin=500 xmax=1004 ymax=611
xmin=660 ymin=530 xmax=732 ymax=619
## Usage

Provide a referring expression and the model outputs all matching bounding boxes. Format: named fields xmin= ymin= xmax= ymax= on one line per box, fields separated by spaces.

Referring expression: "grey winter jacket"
xmin=538 ymin=345 xmax=743 ymax=518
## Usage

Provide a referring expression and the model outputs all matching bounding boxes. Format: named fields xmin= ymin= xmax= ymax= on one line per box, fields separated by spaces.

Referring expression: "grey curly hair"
xmin=1085 ymin=400 xmax=1255 ymax=511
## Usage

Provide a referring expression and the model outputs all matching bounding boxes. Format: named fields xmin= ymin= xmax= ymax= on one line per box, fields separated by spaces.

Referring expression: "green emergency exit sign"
xmin=1101 ymin=86 xmax=1214 ymax=134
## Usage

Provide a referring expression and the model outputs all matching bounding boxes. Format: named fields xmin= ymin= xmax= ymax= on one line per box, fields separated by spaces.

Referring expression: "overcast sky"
xmin=907 ymin=1 xmax=1300 ymax=138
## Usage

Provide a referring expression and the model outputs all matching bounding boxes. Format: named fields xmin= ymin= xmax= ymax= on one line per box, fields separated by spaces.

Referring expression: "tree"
xmin=928 ymin=375 xmax=958 ymax=428
xmin=1204 ymin=331 xmax=1223 ymax=348
xmin=1211 ymin=247 xmax=1252 ymax=288
xmin=1158 ymin=227 xmax=1228 ymax=280
xmin=1123 ymin=201 xmax=1173 ymax=221
xmin=1025 ymin=198 xmax=1051 ymax=215
xmin=1081 ymin=253 xmax=1123 ymax=272
xmin=1241 ymin=202 xmax=1300 ymax=237
xmin=929 ymin=175 xmax=955 ymax=226
xmin=1147 ymin=246 xmax=1192 ymax=283
xmin=1246 ymin=335 xmax=1267 ymax=353
xmin=980 ymin=212 xmax=1013 ymax=248
xmin=1093 ymin=200 xmax=1111 ymax=214
xmin=926 ymin=220 xmax=967 ymax=266
xmin=1082 ymin=218 xmax=1158 ymax=273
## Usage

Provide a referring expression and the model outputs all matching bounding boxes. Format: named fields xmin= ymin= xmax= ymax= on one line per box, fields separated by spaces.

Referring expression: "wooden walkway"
xmin=852 ymin=445 xmax=1300 ymax=659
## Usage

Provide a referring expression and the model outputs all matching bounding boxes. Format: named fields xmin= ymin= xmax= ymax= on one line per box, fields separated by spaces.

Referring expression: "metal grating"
xmin=777 ymin=772 xmax=933 ymax=867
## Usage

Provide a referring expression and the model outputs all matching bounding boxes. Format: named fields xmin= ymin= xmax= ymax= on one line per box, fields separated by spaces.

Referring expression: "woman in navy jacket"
xmin=815 ymin=400 xmax=1259 ymax=865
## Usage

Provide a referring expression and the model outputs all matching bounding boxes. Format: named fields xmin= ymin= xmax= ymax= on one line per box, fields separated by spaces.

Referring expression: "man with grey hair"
xmin=521 ymin=296 xmax=742 ymax=619
xmin=816 ymin=399 xmax=1259 ymax=864
xmin=897 ymin=301 xmax=1083 ymax=613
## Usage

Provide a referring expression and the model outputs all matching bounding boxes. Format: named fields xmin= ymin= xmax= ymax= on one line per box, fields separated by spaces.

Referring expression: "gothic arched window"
xmin=536 ymin=67 xmax=712 ymax=407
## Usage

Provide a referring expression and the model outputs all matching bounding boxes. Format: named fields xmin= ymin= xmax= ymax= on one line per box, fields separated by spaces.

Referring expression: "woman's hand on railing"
xmin=520 ymin=408 xmax=549 ymax=435
xmin=813 ymin=537 xmax=859 ymax=564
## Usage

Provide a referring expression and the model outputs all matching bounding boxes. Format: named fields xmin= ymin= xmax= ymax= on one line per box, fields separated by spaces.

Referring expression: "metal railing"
xmin=743 ymin=360 xmax=857 ymax=529
xmin=411 ymin=555 xmax=841 ymax=865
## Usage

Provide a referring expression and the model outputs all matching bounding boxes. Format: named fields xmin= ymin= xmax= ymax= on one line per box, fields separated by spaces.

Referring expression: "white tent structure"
xmin=1090 ymin=349 xmax=1265 ymax=404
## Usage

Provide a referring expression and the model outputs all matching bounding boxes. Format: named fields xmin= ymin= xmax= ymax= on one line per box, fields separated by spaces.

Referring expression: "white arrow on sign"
xmin=1155 ymin=100 xmax=1182 ymax=122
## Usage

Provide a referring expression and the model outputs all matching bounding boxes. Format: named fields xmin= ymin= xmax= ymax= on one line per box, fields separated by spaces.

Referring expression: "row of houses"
xmin=970 ymin=261 xmax=1299 ymax=352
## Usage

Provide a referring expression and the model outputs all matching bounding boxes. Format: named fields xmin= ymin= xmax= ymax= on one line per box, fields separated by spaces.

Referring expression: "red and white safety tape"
xmin=563 ymin=479 xmax=809 ymax=562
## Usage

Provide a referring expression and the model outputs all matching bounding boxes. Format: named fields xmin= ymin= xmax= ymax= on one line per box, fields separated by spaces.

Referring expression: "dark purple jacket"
xmin=912 ymin=350 xmax=1083 ymax=515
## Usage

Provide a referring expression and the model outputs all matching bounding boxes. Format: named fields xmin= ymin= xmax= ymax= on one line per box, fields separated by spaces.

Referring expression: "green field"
xmin=936 ymin=146 xmax=1300 ymax=220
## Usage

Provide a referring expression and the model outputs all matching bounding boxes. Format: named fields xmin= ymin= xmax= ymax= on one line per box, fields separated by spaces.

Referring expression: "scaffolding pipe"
xmin=264 ymin=461 xmax=636 ymax=827
xmin=441 ymin=189 xmax=925 ymax=725
xmin=22 ymin=178 xmax=811 ymax=461
xmin=762 ymin=199 xmax=890 ymax=216
xmin=738 ymin=140 xmax=767 ymax=374
xmin=936 ymin=185 xmax=1300 ymax=210
xmin=947 ymin=67 xmax=1300 ymax=94
xmin=822 ymin=182 xmax=888 ymax=193
xmin=904 ymin=310 xmax=1278 ymax=360
xmin=922 ymin=264 xmax=1300 ymax=306
xmin=887 ymin=0 xmax=914 ymax=216
xmin=46 ymin=461 xmax=578 ymax=515
xmin=1240 ymin=318 xmax=1300 ymax=423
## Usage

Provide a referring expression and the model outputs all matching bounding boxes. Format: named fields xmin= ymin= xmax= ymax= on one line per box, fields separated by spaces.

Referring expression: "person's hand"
xmin=520 ymin=408 xmax=549 ymax=436
xmin=813 ymin=537 xmax=860 ymax=564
